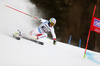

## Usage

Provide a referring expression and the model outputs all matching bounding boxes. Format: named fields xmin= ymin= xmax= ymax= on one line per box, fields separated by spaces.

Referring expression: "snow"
xmin=0 ymin=0 xmax=100 ymax=66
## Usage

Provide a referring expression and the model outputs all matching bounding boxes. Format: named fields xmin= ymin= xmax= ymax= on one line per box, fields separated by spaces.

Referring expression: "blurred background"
xmin=30 ymin=0 xmax=100 ymax=52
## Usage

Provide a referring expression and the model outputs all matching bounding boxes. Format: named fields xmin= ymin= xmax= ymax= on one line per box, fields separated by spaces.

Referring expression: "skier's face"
xmin=49 ymin=23 xmax=53 ymax=27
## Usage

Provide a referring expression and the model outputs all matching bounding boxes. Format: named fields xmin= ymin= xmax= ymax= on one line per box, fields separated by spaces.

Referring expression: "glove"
xmin=39 ymin=18 xmax=42 ymax=21
xmin=53 ymin=40 xmax=56 ymax=45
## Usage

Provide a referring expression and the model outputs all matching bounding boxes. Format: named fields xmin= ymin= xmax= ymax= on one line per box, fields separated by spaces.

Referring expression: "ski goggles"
xmin=49 ymin=21 xmax=55 ymax=26
xmin=50 ymin=23 xmax=55 ymax=26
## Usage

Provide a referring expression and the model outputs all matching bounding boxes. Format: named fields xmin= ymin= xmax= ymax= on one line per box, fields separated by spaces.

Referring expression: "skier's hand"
xmin=39 ymin=18 xmax=42 ymax=21
xmin=53 ymin=40 xmax=56 ymax=45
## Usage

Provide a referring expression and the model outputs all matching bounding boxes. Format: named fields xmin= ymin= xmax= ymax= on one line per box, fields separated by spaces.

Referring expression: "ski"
xmin=10 ymin=29 xmax=44 ymax=45
xmin=13 ymin=35 xmax=21 ymax=40
xmin=22 ymin=36 xmax=44 ymax=45
xmin=9 ymin=35 xmax=21 ymax=40
xmin=9 ymin=35 xmax=44 ymax=45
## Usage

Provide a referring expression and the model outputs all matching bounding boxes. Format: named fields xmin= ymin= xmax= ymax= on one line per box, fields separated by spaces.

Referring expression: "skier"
xmin=13 ymin=18 xmax=57 ymax=44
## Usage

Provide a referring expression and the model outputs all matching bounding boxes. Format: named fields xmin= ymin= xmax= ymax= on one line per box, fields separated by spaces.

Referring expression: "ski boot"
xmin=13 ymin=30 xmax=21 ymax=40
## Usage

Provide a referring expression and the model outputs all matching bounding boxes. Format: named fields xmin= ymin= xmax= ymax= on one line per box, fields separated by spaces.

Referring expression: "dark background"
xmin=30 ymin=0 xmax=100 ymax=52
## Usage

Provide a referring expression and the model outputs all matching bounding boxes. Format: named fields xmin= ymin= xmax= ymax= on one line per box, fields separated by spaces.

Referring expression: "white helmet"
xmin=49 ymin=18 xmax=56 ymax=26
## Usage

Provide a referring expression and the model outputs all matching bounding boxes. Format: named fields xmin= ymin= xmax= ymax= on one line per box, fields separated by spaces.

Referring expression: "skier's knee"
xmin=44 ymin=33 xmax=48 ymax=38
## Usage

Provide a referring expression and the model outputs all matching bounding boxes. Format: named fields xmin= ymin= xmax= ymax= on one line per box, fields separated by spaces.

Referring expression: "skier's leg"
xmin=30 ymin=28 xmax=40 ymax=36
xmin=37 ymin=33 xmax=47 ymax=39
xmin=30 ymin=28 xmax=47 ymax=40
xmin=29 ymin=28 xmax=41 ymax=40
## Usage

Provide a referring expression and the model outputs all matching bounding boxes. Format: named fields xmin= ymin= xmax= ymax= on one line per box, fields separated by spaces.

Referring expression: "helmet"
xmin=49 ymin=18 xmax=56 ymax=26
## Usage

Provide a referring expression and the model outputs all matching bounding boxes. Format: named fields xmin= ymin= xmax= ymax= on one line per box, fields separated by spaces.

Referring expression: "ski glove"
xmin=53 ymin=40 xmax=56 ymax=45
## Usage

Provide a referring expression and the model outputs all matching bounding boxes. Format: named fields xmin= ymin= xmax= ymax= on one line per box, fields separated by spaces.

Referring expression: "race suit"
xmin=31 ymin=18 xmax=56 ymax=40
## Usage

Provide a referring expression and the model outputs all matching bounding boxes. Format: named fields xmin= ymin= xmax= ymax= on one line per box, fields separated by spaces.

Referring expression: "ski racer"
xmin=13 ymin=18 xmax=57 ymax=44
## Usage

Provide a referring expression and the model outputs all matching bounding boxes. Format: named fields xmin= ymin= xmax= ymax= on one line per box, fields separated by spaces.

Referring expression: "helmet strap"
xmin=48 ymin=21 xmax=50 ymax=27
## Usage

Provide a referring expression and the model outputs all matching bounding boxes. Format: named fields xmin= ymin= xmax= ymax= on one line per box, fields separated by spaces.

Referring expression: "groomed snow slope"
xmin=0 ymin=0 xmax=100 ymax=66
xmin=0 ymin=33 xmax=100 ymax=66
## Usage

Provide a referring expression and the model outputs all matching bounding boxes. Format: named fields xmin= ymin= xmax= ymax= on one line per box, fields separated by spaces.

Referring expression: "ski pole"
xmin=5 ymin=5 xmax=39 ymax=20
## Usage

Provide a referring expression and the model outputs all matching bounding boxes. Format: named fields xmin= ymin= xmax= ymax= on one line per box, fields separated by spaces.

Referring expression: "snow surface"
xmin=0 ymin=0 xmax=100 ymax=66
